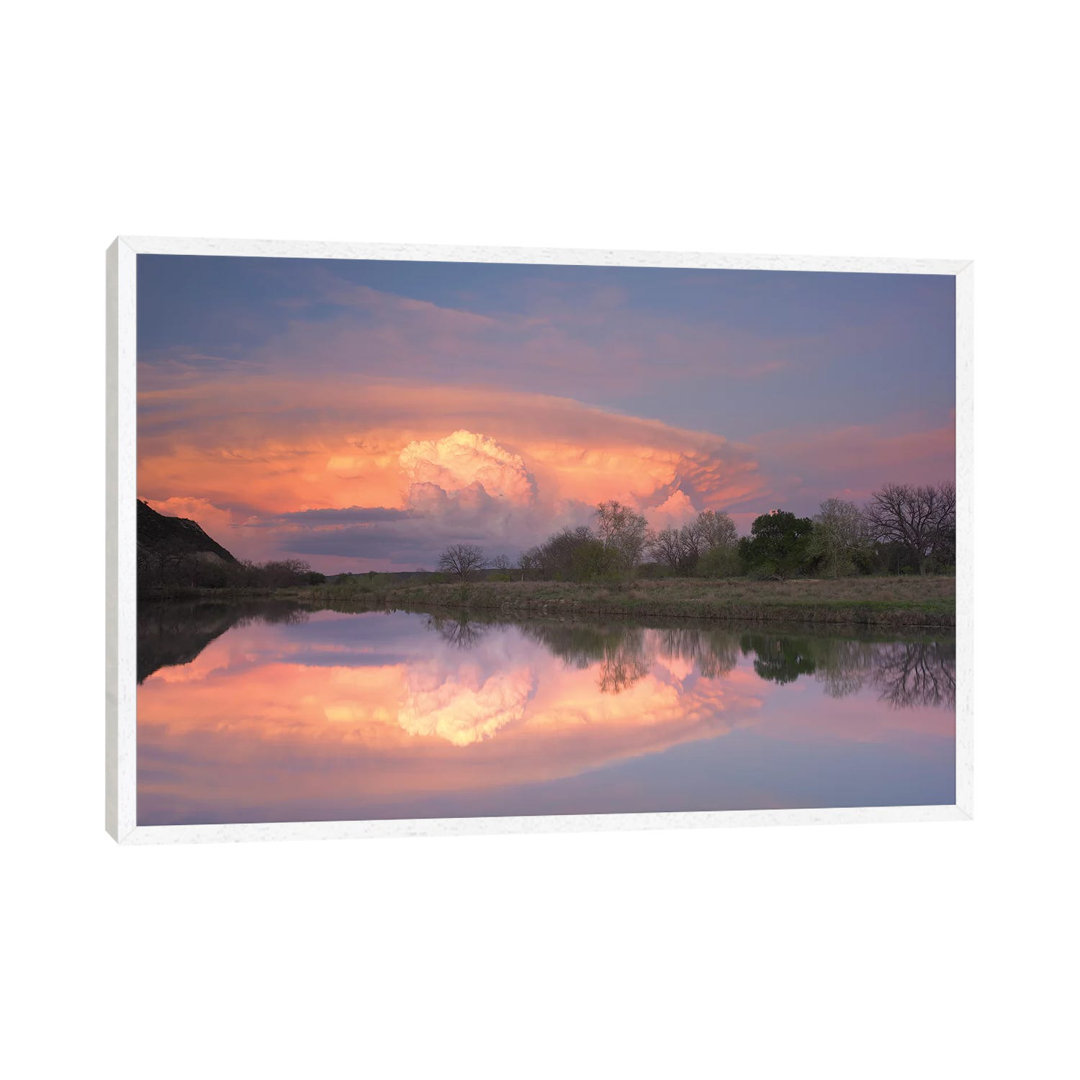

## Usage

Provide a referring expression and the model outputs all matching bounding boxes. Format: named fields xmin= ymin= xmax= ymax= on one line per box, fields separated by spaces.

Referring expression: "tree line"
xmin=138 ymin=550 xmax=326 ymax=596
xmin=438 ymin=482 xmax=956 ymax=583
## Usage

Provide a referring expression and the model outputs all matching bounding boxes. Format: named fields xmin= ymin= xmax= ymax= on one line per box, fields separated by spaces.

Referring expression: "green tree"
xmin=697 ymin=543 xmax=742 ymax=578
xmin=531 ymin=526 xmax=596 ymax=579
xmin=738 ymin=509 xmax=814 ymax=578
xmin=570 ymin=537 xmax=618 ymax=581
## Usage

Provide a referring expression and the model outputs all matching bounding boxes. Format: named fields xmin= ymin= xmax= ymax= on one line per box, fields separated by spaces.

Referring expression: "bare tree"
xmin=438 ymin=543 xmax=485 ymax=581
xmin=864 ymin=482 xmax=956 ymax=573
xmin=596 ymin=500 xmax=649 ymax=573
xmin=648 ymin=527 xmax=690 ymax=572
xmin=692 ymin=509 xmax=738 ymax=551
xmin=648 ymin=510 xmax=739 ymax=575
xmin=690 ymin=509 xmax=740 ymax=576
xmin=518 ymin=548 xmax=539 ymax=581
xmin=807 ymin=498 xmax=871 ymax=577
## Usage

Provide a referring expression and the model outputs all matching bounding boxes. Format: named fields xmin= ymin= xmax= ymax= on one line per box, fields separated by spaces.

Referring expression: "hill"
xmin=137 ymin=499 xmax=238 ymax=565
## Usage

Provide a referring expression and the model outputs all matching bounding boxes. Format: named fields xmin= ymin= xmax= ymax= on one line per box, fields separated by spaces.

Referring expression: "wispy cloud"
xmin=139 ymin=271 xmax=804 ymax=399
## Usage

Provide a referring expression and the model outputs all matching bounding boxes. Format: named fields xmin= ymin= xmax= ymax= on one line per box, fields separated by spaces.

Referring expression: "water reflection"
xmin=734 ymin=631 xmax=956 ymax=709
xmin=138 ymin=599 xmax=309 ymax=683
xmin=428 ymin=612 xmax=955 ymax=709
xmin=740 ymin=633 xmax=818 ymax=686
xmin=873 ymin=641 xmax=956 ymax=708
xmin=426 ymin=613 xmax=489 ymax=651
xmin=136 ymin=603 xmax=956 ymax=825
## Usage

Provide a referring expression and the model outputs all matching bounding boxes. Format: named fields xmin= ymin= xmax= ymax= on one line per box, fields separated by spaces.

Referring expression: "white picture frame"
xmin=106 ymin=236 xmax=972 ymax=844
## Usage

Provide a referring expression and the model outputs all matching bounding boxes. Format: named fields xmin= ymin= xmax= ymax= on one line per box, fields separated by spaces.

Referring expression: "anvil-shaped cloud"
xmin=138 ymin=380 xmax=765 ymax=570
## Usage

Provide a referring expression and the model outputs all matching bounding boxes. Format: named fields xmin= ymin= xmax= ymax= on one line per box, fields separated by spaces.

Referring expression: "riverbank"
xmin=174 ymin=575 xmax=953 ymax=629
xmin=379 ymin=577 xmax=954 ymax=628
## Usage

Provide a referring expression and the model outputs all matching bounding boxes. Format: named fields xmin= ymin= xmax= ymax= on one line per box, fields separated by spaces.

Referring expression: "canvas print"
xmin=135 ymin=252 xmax=956 ymax=827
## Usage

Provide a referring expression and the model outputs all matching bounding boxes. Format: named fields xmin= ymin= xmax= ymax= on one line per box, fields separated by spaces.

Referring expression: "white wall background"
xmin=4 ymin=3 xmax=1075 ymax=1077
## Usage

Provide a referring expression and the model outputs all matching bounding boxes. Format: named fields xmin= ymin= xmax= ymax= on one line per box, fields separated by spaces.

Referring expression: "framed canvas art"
xmin=106 ymin=238 xmax=972 ymax=843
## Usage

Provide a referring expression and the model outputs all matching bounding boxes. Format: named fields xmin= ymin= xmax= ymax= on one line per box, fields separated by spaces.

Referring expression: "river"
xmin=136 ymin=602 xmax=956 ymax=825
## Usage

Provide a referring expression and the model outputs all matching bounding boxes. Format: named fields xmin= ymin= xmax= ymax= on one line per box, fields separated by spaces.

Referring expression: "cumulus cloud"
xmin=138 ymin=380 xmax=767 ymax=570
xmin=400 ymin=429 xmax=537 ymax=508
xmin=646 ymin=489 xmax=698 ymax=531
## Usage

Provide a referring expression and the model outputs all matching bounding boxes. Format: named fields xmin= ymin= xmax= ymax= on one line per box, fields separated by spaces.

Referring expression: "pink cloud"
xmin=647 ymin=489 xmax=698 ymax=531
xmin=400 ymin=430 xmax=537 ymax=506
xmin=138 ymin=380 xmax=766 ymax=568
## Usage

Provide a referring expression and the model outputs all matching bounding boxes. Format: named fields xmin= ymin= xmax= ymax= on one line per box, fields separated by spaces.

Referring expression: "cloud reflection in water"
xmin=136 ymin=606 xmax=955 ymax=825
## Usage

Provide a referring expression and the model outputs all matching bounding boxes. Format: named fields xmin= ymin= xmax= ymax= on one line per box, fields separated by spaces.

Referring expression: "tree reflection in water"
xmin=656 ymin=627 xmax=739 ymax=679
xmin=739 ymin=633 xmax=818 ymax=685
xmin=870 ymin=641 xmax=956 ymax=708
xmin=743 ymin=633 xmax=955 ymax=709
xmin=138 ymin=603 xmax=955 ymax=712
xmin=596 ymin=650 xmax=652 ymax=694
xmin=430 ymin=615 xmax=955 ymax=709
xmin=425 ymin=613 xmax=489 ymax=650
xmin=517 ymin=622 xmax=652 ymax=694
xmin=137 ymin=606 xmax=957 ymax=825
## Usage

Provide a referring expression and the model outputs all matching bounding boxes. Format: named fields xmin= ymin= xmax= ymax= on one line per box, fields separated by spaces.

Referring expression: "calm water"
xmin=136 ymin=603 xmax=956 ymax=825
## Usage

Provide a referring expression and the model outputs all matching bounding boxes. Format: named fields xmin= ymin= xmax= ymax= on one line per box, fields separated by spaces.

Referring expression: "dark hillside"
xmin=137 ymin=499 xmax=238 ymax=564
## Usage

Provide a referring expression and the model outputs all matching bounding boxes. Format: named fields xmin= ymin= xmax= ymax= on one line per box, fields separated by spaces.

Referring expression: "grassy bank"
xmin=306 ymin=575 xmax=955 ymax=629
xmin=143 ymin=575 xmax=954 ymax=628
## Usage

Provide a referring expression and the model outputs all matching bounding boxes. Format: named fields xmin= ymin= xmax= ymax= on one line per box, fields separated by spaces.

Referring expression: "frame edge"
xmin=119 ymin=235 xmax=971 ymax=277
xmin=121 ymin=803 xmax=971 ymax=846
xmin=105 ymin=240 xmax=118 ymax=841
xmin=112 ymin=238 xmax=972 ymax=844
xmin=954 ymin=261 xmax=974 ymax=819
xmin=107 ymin=237 xmax=139 ymax=843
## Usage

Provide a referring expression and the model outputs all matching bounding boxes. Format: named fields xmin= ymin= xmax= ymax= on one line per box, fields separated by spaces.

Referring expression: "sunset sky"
xmin=137 ymin=254 xmax=955 ymax=572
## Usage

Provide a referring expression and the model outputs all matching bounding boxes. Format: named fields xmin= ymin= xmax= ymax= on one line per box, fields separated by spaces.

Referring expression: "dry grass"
xmin=359 ymin=576 xmax=955 ymax=629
